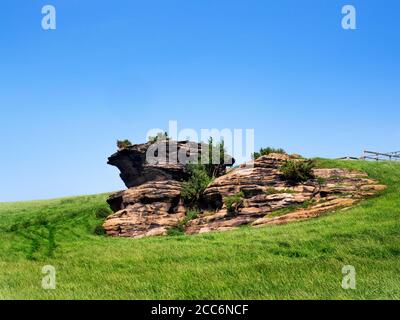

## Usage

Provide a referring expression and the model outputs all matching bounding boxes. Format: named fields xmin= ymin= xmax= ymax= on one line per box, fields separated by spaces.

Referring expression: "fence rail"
xmin=361 ymin=150 xmax=400 ymax=161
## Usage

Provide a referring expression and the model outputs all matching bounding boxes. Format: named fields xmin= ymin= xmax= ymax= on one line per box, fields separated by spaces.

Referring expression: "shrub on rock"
xmin=204 ymin=137 xmax=230 ymax=178
xmin=280 ymin=159 xmax=315 ymax=184
xmin=252 ymin=147 xmax=286 ymax=160
xmin=181 ymin=164 xmax=212 ymax=207
xmin=224 ymin=192 xmax=244 ymax=214
xmin=116 ymin=139 xmax=132 ymax=150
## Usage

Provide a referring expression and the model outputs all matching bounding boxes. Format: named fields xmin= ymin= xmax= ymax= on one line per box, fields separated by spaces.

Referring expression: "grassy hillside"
xmin=0 ymin=159 xmax=399 ymax=300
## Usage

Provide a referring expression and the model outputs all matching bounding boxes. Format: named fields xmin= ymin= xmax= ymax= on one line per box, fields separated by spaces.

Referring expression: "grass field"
xmin=0 ymin=159 xmax=399 ymax=300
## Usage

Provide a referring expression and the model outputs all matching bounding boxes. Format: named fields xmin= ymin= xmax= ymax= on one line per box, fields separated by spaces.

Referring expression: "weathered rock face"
xmin=201 ymin=153 xmax=300 ymax=211
xmin=185 ymin=154 xmax=386 ymax=234
xmin=104 ymin=140 xmax=234 ymax=238
xmin=108 ymin=140 xmax=233 ymax=188
xmin=104 ymin=142 xmax=385 ymax=238
xmin=103 ymin=180 xmax=186 ymax=238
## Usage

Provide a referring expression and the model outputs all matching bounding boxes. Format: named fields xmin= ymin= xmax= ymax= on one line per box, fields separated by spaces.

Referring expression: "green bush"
xmin=181 ymin=164 xmax=212 ymax=207
xmin=167 ymin=227 xmax=185 ymax=236
xmin=224 ymin=192 xmax=244 ymax=214
xmin=182 ymin=210 xmax=199 ymax=225
xmin=117 ymin=139 xmax=132 ymax=149
xmin=280 ymin=159 xmax=315 ymax=184
xmin=252 ymin=147 xmax=286 ymax=160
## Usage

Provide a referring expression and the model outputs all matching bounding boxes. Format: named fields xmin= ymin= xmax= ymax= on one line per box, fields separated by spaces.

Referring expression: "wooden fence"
xmin=361 ymin=150 xmax=400 ymax=161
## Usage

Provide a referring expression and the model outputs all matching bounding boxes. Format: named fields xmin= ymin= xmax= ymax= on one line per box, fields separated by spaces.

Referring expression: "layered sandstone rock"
xmin=185 ymin=154 xmax=386 ymax=234
xmin=108 ymin=140 xmax=233 ymax=188
xmin=104 ymin=140 xmax=234 ymax=238
xmin=104 ymin=141 xmax=385 ymax=238
xmin=103 ymin=180 xmax=185 ymax=238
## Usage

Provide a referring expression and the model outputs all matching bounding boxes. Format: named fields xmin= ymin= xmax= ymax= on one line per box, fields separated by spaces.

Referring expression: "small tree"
xmin=204 ymin=137 xmax=228 ymax=178
xmin=181 ymin=164 xmax=212 ymax=207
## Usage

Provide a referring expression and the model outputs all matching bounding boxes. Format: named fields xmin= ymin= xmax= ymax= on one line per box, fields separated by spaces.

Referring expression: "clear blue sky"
xmin=1 ymin=0 xmax=399 ymax=201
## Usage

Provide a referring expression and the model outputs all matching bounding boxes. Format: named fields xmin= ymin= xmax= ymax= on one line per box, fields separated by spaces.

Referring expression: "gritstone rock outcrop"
xmin=104 ymin=142 xmax=385 ymax=238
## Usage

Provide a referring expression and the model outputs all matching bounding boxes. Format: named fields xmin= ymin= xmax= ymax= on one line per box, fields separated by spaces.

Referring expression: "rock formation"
xmin=104 ymin=141 xmax=385 ymax=238
xmin=104 ymin=180 xmax=186 ymax=238
xmin=186 ymin=154 xmax=386 ymax=234
xmin=107 ymin=140 xmax=233 ymax=188
xmin=103 ymin=140 xmax=234 ymax=238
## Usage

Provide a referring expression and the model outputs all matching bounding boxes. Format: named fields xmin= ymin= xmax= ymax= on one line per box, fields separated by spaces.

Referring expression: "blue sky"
xmin=0 ymin=0 xmax=399 ymax=201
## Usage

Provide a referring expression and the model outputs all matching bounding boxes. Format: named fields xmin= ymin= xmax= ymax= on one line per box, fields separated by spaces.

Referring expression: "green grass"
xmin=0 ymin=160 xmax=399 ymax=299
